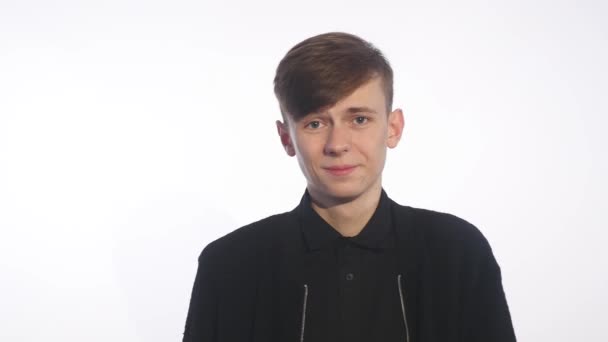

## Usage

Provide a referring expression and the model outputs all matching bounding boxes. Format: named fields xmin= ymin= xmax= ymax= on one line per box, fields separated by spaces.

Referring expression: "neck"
xmin=308 ymin=182 xmax=382 ymax=237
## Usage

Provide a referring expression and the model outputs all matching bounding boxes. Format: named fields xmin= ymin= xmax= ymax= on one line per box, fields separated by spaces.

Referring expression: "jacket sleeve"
xmin=462 ymin=237 xmax=516 ymax=342
xmin=182 ymin=243 xmax=219 ymax=342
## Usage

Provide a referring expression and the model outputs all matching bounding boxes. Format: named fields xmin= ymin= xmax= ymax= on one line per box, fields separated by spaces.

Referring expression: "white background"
xmin=1 ymin=0 xmax=606 ymax=341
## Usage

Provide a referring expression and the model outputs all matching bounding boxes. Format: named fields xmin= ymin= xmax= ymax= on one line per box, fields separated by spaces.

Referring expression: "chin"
xmin=316 ymin=182 xmax=367 ymax=202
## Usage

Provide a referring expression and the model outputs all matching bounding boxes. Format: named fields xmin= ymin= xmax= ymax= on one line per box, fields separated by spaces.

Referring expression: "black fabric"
xmin=299 ymin=188 xmax=394 ymax=250
xmin=296 ymin=188 xmax=405 ymax=342
xmin=182 ymin=189 xmax=516 ymax=342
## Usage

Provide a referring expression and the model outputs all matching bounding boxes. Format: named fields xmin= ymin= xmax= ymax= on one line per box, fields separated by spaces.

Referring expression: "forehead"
xmin=318 ymin=77 xmax=387 ymax=116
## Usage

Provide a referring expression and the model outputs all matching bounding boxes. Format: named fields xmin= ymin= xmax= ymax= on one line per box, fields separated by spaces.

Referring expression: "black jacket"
xmin=183 ymin=193 xmax=516 ymax=342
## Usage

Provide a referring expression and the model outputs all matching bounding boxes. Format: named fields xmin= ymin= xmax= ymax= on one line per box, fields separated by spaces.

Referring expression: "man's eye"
xmin=354 ymin=116 xmax=369 ymax=124
xmin=306 ymin=120 xmax=322 ymax=129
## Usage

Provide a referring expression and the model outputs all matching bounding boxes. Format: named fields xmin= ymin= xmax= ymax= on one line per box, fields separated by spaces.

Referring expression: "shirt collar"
xmin=297 ymin=188 xmax=394 ymax=251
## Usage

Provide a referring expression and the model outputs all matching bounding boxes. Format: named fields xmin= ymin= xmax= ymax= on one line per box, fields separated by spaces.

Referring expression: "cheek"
xmin=294 ymin=136 xmax=320 ymax=157
xmin=294 ymin=139 xmax=319 ymax=168
xmin=356 ymin=134 xmax=385 ymax=156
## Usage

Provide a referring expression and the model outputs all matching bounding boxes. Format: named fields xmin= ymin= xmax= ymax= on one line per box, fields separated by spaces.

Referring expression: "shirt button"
xmin=345 ymin=272 xmax=355 ymax=281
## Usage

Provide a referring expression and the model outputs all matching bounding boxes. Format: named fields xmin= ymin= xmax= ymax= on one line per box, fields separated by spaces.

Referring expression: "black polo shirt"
xmin=296 ymin=188 xmax=407 ymax=342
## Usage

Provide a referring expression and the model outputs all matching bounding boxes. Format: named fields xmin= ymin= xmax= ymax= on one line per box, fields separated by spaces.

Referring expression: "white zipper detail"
xmin=397 ymin=274 xmax=411 ymax=342
xmin=300 ymin=284 xmax=308 ymax=342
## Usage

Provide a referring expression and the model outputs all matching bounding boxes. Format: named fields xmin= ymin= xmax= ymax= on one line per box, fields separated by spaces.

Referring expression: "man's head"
xmin=274 ymin=32 xmax=404 ymax=205
xmin=273 ymin=32 xmax=394 ymax=121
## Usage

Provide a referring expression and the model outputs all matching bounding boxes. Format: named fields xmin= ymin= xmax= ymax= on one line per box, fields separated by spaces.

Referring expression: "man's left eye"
xmin=354 ymin=116 xmax=368 ymax=124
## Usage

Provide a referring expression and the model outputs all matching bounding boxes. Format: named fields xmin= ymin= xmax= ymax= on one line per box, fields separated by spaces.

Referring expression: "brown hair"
xmin=273 ymin=32 xmax=393 ymax=122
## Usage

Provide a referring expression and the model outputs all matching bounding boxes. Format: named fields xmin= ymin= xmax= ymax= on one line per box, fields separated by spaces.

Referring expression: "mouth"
xmin=323 ymin=165 xmax=357 ymax=176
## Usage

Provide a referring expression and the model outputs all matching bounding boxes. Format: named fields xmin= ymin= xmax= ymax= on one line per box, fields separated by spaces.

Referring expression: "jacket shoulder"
xmin=392 ymin=205 xmax=515 ymax=340
xmin=392 ymin=202 xmax=492 ymax=256
xmin=197 ymin=210 xmax=296 ymax=266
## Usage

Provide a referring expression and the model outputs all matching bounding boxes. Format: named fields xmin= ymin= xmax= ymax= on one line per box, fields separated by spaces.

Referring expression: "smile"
xmin=324 ymin=165 xmax=357 ymax=176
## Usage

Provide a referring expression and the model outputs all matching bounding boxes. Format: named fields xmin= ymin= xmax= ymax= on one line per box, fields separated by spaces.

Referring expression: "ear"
xmin=386 ymin=108 xmax=404 ymax=149
xmin=276 ymin=120 xmax=296 ymax=156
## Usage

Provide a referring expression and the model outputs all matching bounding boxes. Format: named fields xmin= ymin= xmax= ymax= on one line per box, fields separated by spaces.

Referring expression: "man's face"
xmin=276 ymin=77 xmax=404 ymax=204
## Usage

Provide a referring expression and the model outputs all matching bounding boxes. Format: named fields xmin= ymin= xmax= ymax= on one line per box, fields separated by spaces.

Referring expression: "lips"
xmin=324 ymin=165 xmax=357 ymax=176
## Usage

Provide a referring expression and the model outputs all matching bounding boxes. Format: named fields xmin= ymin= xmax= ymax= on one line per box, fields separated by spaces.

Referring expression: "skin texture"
xmin=276 ymin=76 xmax=405 ymax=236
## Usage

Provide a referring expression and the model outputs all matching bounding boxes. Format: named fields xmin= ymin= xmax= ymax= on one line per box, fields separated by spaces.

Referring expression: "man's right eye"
xmin=306 ymin=121 xmax=321 ymax=129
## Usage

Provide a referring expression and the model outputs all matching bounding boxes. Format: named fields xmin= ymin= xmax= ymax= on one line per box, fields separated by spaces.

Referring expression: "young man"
xmin=182 ymin=32 xmax=516 ymax=342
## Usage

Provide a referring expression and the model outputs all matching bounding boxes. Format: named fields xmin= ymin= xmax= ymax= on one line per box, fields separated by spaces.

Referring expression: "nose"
xmin=323 ymin=124 xmax=351 ymax=156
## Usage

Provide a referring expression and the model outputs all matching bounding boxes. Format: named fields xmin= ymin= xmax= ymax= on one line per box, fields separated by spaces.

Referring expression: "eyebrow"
xmin=305 ymin=106 xmax=378 ymax=120
xmin=345 ymin=106 xmax=378 ymax=114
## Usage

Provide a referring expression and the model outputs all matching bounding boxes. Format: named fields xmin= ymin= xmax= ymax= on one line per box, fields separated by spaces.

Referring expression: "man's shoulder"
xmin=197 ymin=209 xmax=297 ymax=263
xmin=391 ymin=202 xmax=497 ymax=274
xmin=391 ymin=201 xmax=491 ymax=253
